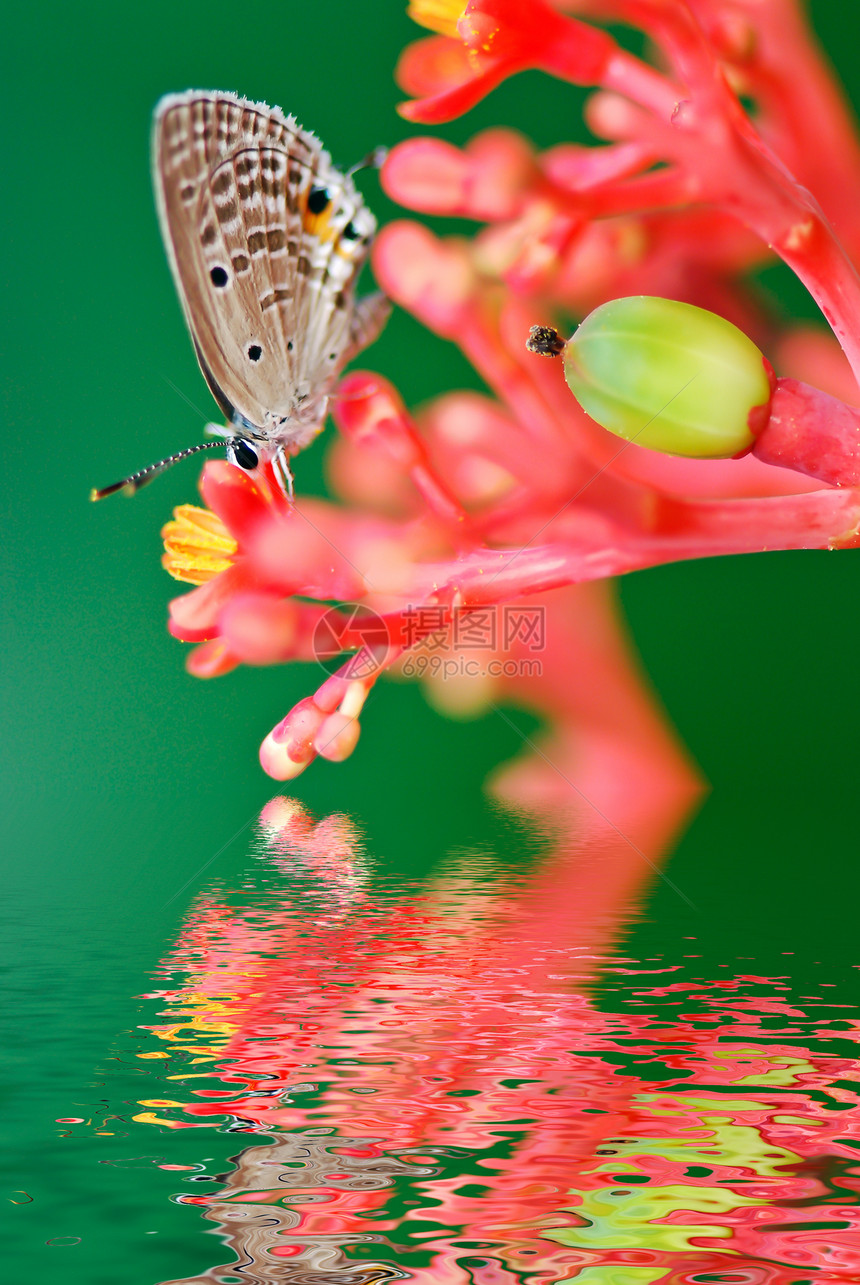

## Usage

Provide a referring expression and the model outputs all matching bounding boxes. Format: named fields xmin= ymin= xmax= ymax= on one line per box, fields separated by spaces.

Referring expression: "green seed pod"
xmin=551 ymin=297 xmax=773 ymax=458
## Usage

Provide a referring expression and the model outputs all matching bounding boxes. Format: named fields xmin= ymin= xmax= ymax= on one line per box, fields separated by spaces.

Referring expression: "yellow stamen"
xmin=161 ymin=504 xmax=237 ymax=585
xmin=407 ymin=0 xmax=465 ymax=39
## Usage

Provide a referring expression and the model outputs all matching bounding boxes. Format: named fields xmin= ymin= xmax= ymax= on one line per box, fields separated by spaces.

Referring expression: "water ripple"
xmin=106 ymin=802 xmax=860 ymax=1282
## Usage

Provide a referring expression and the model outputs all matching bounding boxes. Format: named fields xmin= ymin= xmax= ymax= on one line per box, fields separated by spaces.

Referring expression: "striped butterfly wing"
xmin=153 ymin=91 xmax=381 ymax=450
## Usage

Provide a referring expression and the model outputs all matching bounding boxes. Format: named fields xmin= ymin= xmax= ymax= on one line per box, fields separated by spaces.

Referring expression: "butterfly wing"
xmin=153 ymin=91 xmax=379 ymax=448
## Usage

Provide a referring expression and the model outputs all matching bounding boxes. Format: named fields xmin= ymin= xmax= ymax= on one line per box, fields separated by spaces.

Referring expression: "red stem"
xmin=406 ymin=487 xmax=860 ymax=605
xmin=754 ymin=378 xmax=860 ymax=487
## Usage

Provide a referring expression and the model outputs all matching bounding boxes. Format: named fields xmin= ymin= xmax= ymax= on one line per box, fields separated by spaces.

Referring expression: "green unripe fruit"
xmin=529 ymin=297 xmax=773 ymax=458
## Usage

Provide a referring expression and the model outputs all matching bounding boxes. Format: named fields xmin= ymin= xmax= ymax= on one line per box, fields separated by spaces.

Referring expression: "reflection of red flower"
xmin=134 ymin=799 xmax=860 ymax=1283
xmin=162 ymin=0 xmax=860 ymax=785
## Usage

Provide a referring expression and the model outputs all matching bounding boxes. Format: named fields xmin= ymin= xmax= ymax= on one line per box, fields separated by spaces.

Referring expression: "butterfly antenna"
xmin=90 ymin=440 xmax=222 ymax=501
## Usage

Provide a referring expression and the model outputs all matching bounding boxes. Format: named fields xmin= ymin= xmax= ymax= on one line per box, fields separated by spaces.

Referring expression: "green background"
xmin=3 ymin=2 xmax=860 ymax=1281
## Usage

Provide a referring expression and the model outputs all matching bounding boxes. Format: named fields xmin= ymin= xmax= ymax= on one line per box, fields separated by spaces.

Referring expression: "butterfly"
xmin=92 ymin=90 xmax=389 ymax=501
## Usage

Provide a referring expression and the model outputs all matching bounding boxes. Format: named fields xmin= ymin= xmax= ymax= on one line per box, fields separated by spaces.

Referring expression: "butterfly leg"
xmin=274 ymin=446 xmax=295 ymax=501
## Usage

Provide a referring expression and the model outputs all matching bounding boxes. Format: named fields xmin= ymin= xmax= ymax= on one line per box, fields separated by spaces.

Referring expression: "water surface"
xmin=42 ymin=799 xmax=858 ymax=1283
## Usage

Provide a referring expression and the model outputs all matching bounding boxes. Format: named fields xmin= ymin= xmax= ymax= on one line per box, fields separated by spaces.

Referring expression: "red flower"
xmin=161 ymin=0 xmax=860 ymax=786
xmin=398 ymin=0 xmax=616 ymax=123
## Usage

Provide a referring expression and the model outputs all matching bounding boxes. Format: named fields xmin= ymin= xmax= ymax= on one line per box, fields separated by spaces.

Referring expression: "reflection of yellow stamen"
xmin=407 ymin=0 xmax=465 ymax=39
xmin=161 ymin=505 xmax=237 ymax=585
xmin=131 ymin=1111 xmax=183 ymax=1128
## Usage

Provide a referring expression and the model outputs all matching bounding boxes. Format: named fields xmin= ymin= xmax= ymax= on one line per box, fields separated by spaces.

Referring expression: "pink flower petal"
xmin=382 ymin=138 xmax=471 ymax=214
xmin=373 ymin=222 xmax=478 ymax=336
xmin=383 ymin=131 xmax=534 ymax=220
xmin=185 ymin=638 xmax=241 ymax=678
xmin=248 ymin=505 xmax=368 ymax=600
xmin=314 ymin=711 xmax=361 ymax=763
xmin=398 ymin=62 xmax=512 ymax=125
xmin=325 ymin=435 xmax=415 ymax=513
xmin=335 ymin=372 xmax=425 ymax=469
xmin=198 ymin=461 xmax=272 ymax=543
xmin=259 ymin=698 xmax=323 ymax=781
xmin=464 ymin=128 xmax=535 ymax=219
xmin=395 ymin=34 xmax=474 ymax=97
xmin=219 ymin=593 xmax=301 ymax=666
xmin=168 ymin=562 xmax=254 ymax=641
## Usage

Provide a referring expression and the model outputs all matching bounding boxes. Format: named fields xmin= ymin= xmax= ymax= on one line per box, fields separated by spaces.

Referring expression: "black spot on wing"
xmin=307 ymin=186 xmax=330 ymax=214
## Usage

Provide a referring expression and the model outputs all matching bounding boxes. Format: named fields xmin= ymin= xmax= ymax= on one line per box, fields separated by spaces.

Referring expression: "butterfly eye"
xmin=233 ymin=439 xmax=259 ymax=470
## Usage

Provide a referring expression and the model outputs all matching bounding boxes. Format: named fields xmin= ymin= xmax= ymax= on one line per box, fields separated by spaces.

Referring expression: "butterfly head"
xmin=226 ymin=434 xmax=263 ymax=473
xmin=226 ymin=430 xmax=297 ymax=501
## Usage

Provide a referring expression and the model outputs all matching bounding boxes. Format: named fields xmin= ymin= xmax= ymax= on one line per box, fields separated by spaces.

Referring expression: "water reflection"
xmin=132 ymin=799 xmax=860 ymax=1283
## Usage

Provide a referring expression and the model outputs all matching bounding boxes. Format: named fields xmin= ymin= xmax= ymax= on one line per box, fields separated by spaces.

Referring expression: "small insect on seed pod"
xmin=527 ymin=296 xmax=775 ymax=459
